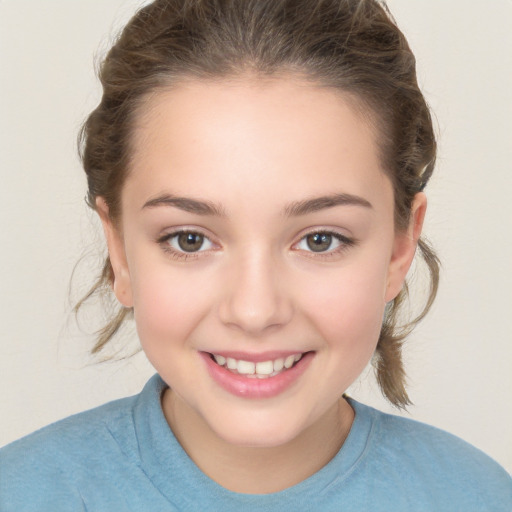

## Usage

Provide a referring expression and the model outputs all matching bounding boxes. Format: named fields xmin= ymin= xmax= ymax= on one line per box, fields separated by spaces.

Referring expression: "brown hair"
xmin=77 ymin=0 xmax=439 ymax=408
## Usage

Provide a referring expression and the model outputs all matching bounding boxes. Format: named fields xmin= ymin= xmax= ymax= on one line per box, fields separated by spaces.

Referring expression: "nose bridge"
xmin=219 ymin=243 xmax=293 ymax=334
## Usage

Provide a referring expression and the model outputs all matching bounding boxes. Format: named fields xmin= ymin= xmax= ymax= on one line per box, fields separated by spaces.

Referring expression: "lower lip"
xmin=200 ymin=352 xmax=314 ymax=399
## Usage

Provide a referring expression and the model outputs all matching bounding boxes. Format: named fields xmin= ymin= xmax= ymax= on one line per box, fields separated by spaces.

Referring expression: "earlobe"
xmin=385 ymin=193 xmax=427 ymax=302
xmin=95 ymin=197 xmax=133 ymax=308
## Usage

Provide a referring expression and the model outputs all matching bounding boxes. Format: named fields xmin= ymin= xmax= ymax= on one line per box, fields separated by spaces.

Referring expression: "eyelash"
xmin=156 ymin=229 xmax=356 ymax=261
xmin=156 ymin=229 xmax=214 ymax=261
xmin=293 ymin=230 xmax=356 ymax=259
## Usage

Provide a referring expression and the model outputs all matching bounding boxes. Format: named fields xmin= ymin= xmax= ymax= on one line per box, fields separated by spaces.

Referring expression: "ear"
xmin=385 ymin=193 xmax=427 ymax=302
xmin=96 ymin=197 xmax=133 ymax=308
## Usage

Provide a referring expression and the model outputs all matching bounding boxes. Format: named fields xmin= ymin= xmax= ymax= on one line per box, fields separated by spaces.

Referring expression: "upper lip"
xmin=202 ymin=350 xmax=310 ymax=363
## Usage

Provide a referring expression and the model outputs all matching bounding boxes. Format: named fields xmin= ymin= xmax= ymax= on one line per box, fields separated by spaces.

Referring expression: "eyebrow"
xmin=283 ymin=193 xmax=373 ymax=216
xmin=142 ymin=192 xmax=372 ymax=217
xmin=142 ymin=194 xmax=227 ymax=216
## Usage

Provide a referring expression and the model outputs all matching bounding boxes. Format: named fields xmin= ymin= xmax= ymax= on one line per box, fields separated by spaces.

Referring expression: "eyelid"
xmin=156 ymin=224 xmax=218 ymax=242
xmin=156 ymin=226 xmax=219 ymax=260
xmin=155 ymin=225 xmax=356 ymax=261
xmin=291 ymin=228 xmax=356 ymax=257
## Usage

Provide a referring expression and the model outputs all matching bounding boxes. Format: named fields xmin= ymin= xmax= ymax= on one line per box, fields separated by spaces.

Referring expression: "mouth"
xmin=208 ymin=352 xmax=307 ymax=379
xmin=202 ymin=350 xmax=314 ymax=398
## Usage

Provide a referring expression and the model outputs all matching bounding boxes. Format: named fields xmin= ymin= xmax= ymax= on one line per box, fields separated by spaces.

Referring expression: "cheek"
xmin=130 ymin=261 xmax=214 ymax=352
xmin=299 ymin=258 xmax=388 ymax=352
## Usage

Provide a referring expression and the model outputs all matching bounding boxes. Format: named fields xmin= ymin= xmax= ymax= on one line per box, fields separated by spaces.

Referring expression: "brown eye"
xmin=294 ymin=231 xmax=355 ymax=256
xmin=158 ymin=230 xmax=215 ymax=259
xmin=177 ymin=232 xmax=205 ymax=252
xmin=306 ymin=233 xmax=334 ymax=252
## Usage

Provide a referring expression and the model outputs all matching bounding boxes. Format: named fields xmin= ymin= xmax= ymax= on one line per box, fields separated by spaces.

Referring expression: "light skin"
xmin=97 ymin=77 xmax=426 ymax=494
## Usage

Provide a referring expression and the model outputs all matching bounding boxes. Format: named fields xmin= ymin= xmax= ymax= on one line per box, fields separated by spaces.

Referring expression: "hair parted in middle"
xmin=77 ymin=0 xmax=439 ymax=408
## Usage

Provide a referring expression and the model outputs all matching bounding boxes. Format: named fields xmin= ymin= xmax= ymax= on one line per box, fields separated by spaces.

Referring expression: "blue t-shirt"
xmin=1 ymin=374 xmax=511 ymax=511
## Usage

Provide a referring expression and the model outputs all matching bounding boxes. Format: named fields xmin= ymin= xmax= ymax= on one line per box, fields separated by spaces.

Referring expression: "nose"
xmin=218 ymin=249 xmax=294 ymax=335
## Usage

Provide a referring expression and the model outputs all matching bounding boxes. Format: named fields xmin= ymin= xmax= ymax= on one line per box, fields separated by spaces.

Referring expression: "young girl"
xmin=1 ymin=0 xmax=511 ymax=510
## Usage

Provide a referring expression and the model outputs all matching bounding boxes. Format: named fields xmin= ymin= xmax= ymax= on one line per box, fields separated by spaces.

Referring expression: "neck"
xmin=162 ymin=390 xmax=354 ymax=494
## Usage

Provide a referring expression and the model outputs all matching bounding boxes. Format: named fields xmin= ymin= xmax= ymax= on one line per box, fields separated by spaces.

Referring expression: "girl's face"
xmin=100 ymin=78 xmax=423 ymax=448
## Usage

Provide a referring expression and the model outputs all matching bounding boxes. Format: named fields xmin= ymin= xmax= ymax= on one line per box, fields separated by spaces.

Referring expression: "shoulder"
xmin=374 ymin=405 xmax=508 ymax=475
xmin=0 ymin=393 xmax=140 ymax=511
xmin=1 ymin=392 xmax=137 ymax=460
xmin=351 ymin=400 xmax=512 ymax=510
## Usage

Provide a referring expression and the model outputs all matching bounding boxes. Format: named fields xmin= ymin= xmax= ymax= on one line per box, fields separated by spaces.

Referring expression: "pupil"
xmin=307 ymin=233 xmax=332 ymax=252
xmin=178 ymin=233 xmax=204 ymax=252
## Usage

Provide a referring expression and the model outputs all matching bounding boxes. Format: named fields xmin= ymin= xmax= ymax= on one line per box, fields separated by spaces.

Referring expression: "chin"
xmin=207 ymin=410 xmax=309 ymax=449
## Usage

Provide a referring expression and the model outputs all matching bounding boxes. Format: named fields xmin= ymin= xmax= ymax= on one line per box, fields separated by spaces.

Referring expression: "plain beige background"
xmin=0 ymin=0 xmax=511 ymax=473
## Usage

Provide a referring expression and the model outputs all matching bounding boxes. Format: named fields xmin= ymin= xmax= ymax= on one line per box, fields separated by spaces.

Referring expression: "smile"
xmin=202 ymin=351 xmax=314 ymax=399
xmin=210 ymin=353 xmax=303 ymax=379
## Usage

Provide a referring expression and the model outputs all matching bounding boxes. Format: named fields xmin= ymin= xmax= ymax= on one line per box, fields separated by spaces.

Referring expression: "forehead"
xmin=124 ymin=77 xmax=392 ymax=215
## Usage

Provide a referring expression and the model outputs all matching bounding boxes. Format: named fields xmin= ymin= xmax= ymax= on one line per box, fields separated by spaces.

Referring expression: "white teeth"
xmin=212 ymin=353 xmax=304 ymax=377
xmin=284 ymin=355 xmax=296 ymax=369
xmin=237 ymin=360 xmax=256 ymax=375
xmin=226 ymin=357 xmax=237 ymax=370
xmin=214 ymin=355 xmax=226 ymax=366
xmin=255 ymin=360 xmax=274 ymax=375
xmin=273 ymin=358 xmax=284 ymax=372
